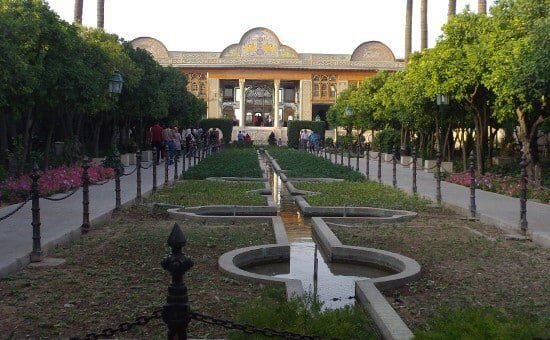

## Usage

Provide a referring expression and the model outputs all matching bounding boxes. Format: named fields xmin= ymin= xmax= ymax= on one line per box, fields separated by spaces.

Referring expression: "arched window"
xmin=312 ymin=74 xmax=337 ymax=102
xmin=186 ymin=73 xmax=207 ymax=99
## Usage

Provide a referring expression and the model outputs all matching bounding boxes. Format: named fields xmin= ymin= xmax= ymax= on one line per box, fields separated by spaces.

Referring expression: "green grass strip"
xmin=266 ymin=147 xmax=365 ymax=181
xmin=183 ymin=148 xmax=262 ymax=179
xmin=294 ymin=181 xmax=430 ymax=211
xmin=149 ymin=180 xmax=266 ymax=206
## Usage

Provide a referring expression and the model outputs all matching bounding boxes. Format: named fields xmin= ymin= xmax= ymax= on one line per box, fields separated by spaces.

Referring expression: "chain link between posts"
xmin=0 ymin=196 xmax=31 ymax=222
xmin=40 ymin=187 xmax=80 ymax=201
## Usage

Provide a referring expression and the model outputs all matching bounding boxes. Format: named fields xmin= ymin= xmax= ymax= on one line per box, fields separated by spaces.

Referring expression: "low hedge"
xmin=199 ymin=118 xmax=233 ymax=144
xmin=287 ymin=120 xmax=327 ymax=149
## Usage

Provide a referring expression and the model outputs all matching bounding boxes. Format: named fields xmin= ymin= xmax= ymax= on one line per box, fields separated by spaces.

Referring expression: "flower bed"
xmin=0 ymin=165 xmax=115 ymax=205
xmin=445 ymin=172 xmax=549 ymax=204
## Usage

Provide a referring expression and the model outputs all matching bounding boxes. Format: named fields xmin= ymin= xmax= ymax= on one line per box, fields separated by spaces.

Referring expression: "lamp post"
xmin=436 ymin=93 xmax=449 ymax=155
xmin=108 ymin=70 xmax=124 ymax=165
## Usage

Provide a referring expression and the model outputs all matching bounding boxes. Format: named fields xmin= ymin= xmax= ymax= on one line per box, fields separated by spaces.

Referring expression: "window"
xmin=186 ymin=73 xmax=207 ymax=99
xmin=312 ymin=74 xmax=337 ymax=102
xmin=223 ymin=87 xmax=234 ymax=102
xmin=284 ymin=88 xmax=295 ymax=103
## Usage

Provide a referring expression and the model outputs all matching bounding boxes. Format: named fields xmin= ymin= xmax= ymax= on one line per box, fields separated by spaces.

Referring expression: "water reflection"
xmin=254 ymin=161 xmax=393 ymax=309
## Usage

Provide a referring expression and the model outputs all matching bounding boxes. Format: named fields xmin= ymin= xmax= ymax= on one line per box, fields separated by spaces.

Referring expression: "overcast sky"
xmin=46 ymin=0 xmax=495 ymax=59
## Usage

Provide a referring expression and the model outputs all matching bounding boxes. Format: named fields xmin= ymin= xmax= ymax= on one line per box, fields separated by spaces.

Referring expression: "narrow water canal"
xmin=247 ymin=163 xmax=391 ymax=309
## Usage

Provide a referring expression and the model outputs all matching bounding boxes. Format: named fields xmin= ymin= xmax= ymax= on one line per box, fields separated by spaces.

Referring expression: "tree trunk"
xmin=43 ymin=121 xmax=54 ymax=169
xmin=0 ymin=110 xmax=7 ymax=165
xmin=405 ymin=0 xmax=413 ymax=61
xmin=461 ymin=128 xmax=468 ymax=171
xmin=473 ymin=113 xmax=486 ymax=174
xmin=97 ymin=0 xmax=105 ymax=28
xmin=20 ymin=109 xmax=34 ymax=174
xmin=93 ymin=118 xmax=103 ymax=156
xmin=448 ymin=0 xmax=456 ymax=20
xmin=74 ymin=0 xmax=83 ymax=24
xmin=516 ymin=107 xmax=544 ymax=181
xmin=421 ymin=0 xmax=428 ymax=50
xmin=478 ymin=0 xmax=487 ymax=15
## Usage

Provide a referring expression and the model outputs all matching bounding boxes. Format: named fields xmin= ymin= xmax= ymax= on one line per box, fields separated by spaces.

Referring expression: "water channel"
xmin=246 ymin=163 xmax=393 ymax=309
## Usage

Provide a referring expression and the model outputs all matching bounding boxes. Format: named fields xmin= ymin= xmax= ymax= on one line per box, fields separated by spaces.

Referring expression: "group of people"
xmin=237 ymin=131 xmax=252 ymax=142
xmin=299 ymin=129 xmax=321 ymax=152
xmin=149 ymin=123 xmax=221 ymax=164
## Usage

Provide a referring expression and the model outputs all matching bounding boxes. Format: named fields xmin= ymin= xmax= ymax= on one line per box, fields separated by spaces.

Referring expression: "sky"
xmin=46 ymin=0 xmax=496 ymax=59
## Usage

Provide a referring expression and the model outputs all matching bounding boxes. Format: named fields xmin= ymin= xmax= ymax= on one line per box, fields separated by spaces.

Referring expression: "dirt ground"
xmin=331 ymin=207 xmax=550 ymax=332
xmin=0 ymin=207 xmax=274 ymax=339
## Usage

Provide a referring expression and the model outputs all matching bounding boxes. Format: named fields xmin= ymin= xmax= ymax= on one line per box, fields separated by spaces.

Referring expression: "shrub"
xmin=287 ymin=120 xmax=327 ymax=149
xmin=199 ymin=118 xmax=233 ymax=145
xmin=372 ymin=128 xmax=399 ymax=153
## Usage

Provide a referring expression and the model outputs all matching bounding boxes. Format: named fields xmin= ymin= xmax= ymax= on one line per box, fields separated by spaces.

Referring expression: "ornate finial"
xmin=167 ymin=223 xmax=187 ymax=249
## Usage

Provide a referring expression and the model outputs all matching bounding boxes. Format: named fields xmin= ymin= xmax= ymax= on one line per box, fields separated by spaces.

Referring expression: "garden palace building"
xmin=131 ymin=27 xmax=404 ymax=141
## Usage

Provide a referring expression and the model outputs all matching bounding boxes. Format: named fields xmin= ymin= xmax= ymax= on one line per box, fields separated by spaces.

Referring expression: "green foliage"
xmin=182 ymin=148 xmax=261 ymax=179
xmin=148 ymin=179 xmax=265 ymax=206
xmin=231 ymin=287 xmax=376 ymax=340
xmin=267 ymin=147 xmax=364 ymax=181
xmin=372 ymin=128 xmax=400 ymax=153
xmin=415 ymin=307 xmax=550 ymax=339
xmin=199 ymin=119 xmax=234 ymax=145
xmin=294 ymin=181 xmax=429 ymax=211
xmin=287 ymin=120 xmax=327 ymax=149
xmin=102 ymin=129 xmax=123 ymax=171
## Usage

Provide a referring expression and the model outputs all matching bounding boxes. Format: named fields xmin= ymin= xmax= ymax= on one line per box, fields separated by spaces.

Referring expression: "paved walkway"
xmin=0 ymin=157 xmax=194 ymax=277
xmin=321 ymin=151 xmax=550 ymax=248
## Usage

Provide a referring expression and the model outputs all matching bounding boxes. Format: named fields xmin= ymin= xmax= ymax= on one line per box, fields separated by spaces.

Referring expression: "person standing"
xmin=150 ymin=122 xmax=163 ymax=164
xmin=173 ymin=126 xmax=182 ymax=161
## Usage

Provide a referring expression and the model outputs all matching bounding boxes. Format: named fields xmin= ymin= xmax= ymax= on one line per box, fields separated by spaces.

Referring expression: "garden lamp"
xmin=109 ymin=70 xmax=124 ymax=95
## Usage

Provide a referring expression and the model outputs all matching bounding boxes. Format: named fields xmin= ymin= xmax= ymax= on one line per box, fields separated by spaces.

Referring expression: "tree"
xmin=448 ymin=0 xmax=456 ymax=19
xmin=97 ymin=0 xmax=104 ymax=28
xmin=405 ymin=0 xmax=413 ymax=61
xmin=74 ymin=0 xmax=83 ymax=24
xmin=483 ymin=0 xmax=549 ymax=180
xmin=421 ymin=0 xmax=428 ymax=49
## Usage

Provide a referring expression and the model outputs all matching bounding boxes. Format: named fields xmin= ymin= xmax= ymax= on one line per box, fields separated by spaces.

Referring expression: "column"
xmin=273 ymin=79 xmax=280 ymax=128
xmin=299 ymin=79 xmax=312 ymax=121
xmin=239 ymin=79 xmax=245 ymax=128
xmin=207 ymin=78 xmax=220 ymax=118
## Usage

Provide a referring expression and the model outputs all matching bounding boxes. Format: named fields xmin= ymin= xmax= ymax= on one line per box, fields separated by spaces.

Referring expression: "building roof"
xmin=131 ymin=27 xmax=404 ymax=71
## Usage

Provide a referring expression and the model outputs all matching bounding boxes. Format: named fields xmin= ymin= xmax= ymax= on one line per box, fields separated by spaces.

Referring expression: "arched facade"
xmin=130 ymin=28 xmax=404 ymax=130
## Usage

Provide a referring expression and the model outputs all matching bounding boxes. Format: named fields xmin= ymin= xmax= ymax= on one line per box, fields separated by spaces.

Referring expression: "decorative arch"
xmin=351 ymin=41 xmax=396 ymax=62
xmin=130 ymin=37 xmax=169 ymax=59
xmin=220 ymin=27 xmax=299 ymax=59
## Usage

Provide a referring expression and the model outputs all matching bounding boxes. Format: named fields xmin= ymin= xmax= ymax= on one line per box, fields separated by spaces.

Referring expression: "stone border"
xmin=263 ymin=150 xmax=418 ymax=340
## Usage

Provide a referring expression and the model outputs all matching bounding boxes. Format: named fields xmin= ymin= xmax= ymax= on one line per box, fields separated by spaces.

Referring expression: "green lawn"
xmin=148 ymin=180 xmax=266 ymax=206
xmin=266 ymin=147 xmax=364 ymax=181
xmin=183 ymin=147 xmax=262 ymax=179
xmin=0 ymin=207 xmax=275 ymax=338
xmin=294 ymin=181 xmax=430 ymax=211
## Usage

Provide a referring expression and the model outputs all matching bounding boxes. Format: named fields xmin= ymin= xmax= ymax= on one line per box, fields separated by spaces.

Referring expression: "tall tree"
xmin=448 ymin=0 xmax=456 ymax=19
xmin=74 ymin=0 xmax=83 ymax=24
xmin=421 ymin=0 xmax=428 ymax=49
xmin=478 ymin=0 xmax=487 ymax=14
xmin=484 ymin=0 xmax=549 ymax=181
xmin=405 ymin=0 xmax=413 ymax=61
xmin=97 ymin=0 xmax=104 ymax=28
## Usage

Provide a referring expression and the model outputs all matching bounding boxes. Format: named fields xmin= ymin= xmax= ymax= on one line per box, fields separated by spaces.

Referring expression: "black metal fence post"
xmin=81 ymin=157 xmax=91 ymax=233
xmin=436 ymin=151 xmax=442 ymax=205
xmin=193 ymin=147 xmax=197 ymax=166
xmin=115 ymin=167 xmax=121 ymax=210
xmin=153 ymin=149 xmax=158 ymax=192
xmin=162 ymin=223 xmax=193 ymax=340
xmin=174 ymin=150 xmax=179 ymax=182
xmin=412 ymin=147 xmax=418 ymax=194
xmin=377 ymin=148 xmax=382 ymax=183
xmin=469 ymin=150 xmax=476 ymax=218
xmin=165 ymin=145 xmax=169 ymax=186
xmin=392 ymin=146 xmax=398 ymax=187
xmin=30 ymin=164 xmax=43 ymax=262
xmin=519 ymin=155 xmax=528 ymax=235
xmin=324 ymin=146 xmax=327 ymax=159
xmin=340 ymin=147 xmax=344 ymax=165
xmin=365 ymin=143 xmax=370 ymax=180
xmin=136 ymin=150 xmax=142 ymax=203
xmin=347 ymin=145 xmax=351 ymax=168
